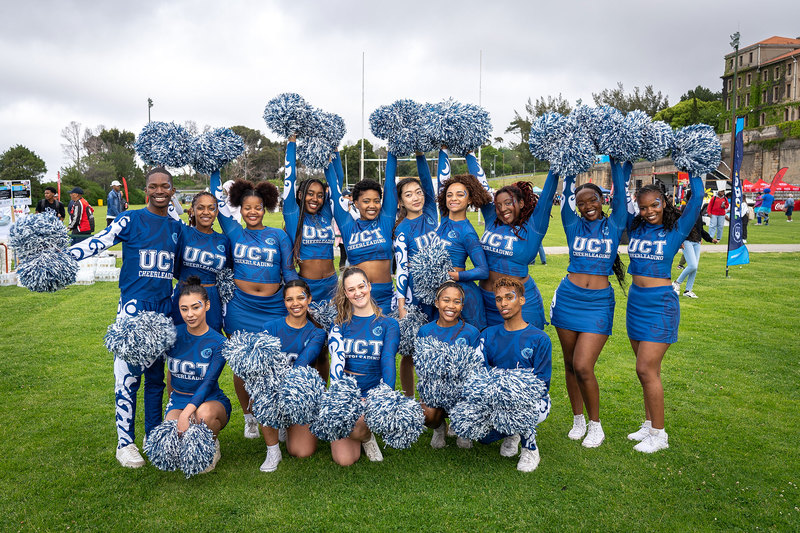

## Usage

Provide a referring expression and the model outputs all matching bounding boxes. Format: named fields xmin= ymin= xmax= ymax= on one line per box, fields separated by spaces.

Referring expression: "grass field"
xmin=2 ymin=204 xmax=799 ymax=531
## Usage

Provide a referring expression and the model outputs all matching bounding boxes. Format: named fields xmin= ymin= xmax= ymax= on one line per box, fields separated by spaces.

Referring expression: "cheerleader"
xmin=625 ymin=173 xmax=703 ymax=453
xmin=416 ymin=281 xmax=480 ymax=449
xmin=165 ymin=277 xmax=231 ymax=473
xmin=328 ymin=267 xmax=400 ymax=466
xmin=327 ymin=151 xmax=398 ymax=316
xmin=550 ymin=162 xmax=628 ymax=448
xmin=210 ymin=171 xmax=298 ymax=440
xmin=259 ymin=279 xmax=327 ymax=472
xmin=171 ymin=191 xmax=232 ymax=333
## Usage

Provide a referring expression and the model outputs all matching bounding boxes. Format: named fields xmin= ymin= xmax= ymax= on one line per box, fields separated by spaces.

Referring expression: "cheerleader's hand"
xmin=177 ymin=412 xmax=191 ymax=434
xmin=447 ymin=270 xmax=460 ymax=281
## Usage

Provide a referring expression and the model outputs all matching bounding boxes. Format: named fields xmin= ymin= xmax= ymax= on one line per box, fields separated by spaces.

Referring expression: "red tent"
xmin=742 ymin=179 xmax=757 ymax=192
xmin=753 ymin=179 xmax=771 ymax=191
xmin=772 ymin=180 xmax=800 ymax=191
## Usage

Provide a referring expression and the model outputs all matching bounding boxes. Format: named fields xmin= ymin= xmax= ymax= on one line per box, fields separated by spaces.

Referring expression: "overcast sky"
xmin=1 ymin=0 xmax=798 ymax=181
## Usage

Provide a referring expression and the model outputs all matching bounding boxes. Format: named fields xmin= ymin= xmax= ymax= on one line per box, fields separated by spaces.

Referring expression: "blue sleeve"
xmin=529 ymin=334 xmax=552 ymax=391
xmin=465 ymin=152 xmax=496 ymax=225
xmin=417 ymin=154 xmax=438 ymax=222
xmin=675 ymin=174 xmax=704 ymax=239
xmin=381 ymin=319 xmax=400 ymax=388
xmin=210 ymin=170 xmax=242 ymax=236
xmin=380 ymin=152 xmax=398 ymax=225
xmin=393 ymin=228 xmax=410 ymax=300
xmin=188 ymin=342 xmax=227 ymax=408
xmin=609 ymin=160 xmax=631 ymax=230
xmin=282 ymin=141 xmax=299 ymax=239
xmin=68 ymin=212 xmax=127 ymax=260
xmin=328 ymin=325 xmax=345 ymax=382
xmin=278 ymin=230 xmax=298 ymax=282
xmin=530 ymin=170 xmax=558 ymax=234
xmin=560 ymin=174 xmax=579 ymax=229
xmin=478 ymin=334 xmax=490 ymax=369
xmin=436 ymin=149 xmax=450 ymax=194
xmin=293 ymin=327 xmax=326 ymax=368
xmin=458 ymin=231 xmax=489 ymax=282
xmin=328 ymin=152 xmax=353 ymax=236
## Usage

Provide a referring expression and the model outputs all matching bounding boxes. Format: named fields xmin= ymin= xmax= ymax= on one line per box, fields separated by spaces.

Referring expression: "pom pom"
xmin=9 ymin=211 xmax=70 ymax=258
xmin=309 ymin=300 xmax=337 ymax=333
xmin=449 ymin=103 xmax=491 ymax=155
xmin=16 ymin=250 xmax=78 ymax=292
xmin=413 ymin=335 xmax=484 ymax=412
xmin=408 ymin=240 xmax=452 ymax=305
xmin=191 ymin=128 xmax=245 ymax=174
xmin=448 ymin=368 xmax=494 ymax=440
xmin=424 ymin=99 xmax=491 ymax=156
xmin=247 ymin=376 xmax=290 ymax=428
xmin=640 ymin=120 xmax=675 ymax=161
xmin=569 ymin=105 xmax=605 ymax=150
xmin=390 ymin=304 xmax=428 ymax=357
xmin=143 ymin=420 xmax=180 ymax=471
xmin=179 ymin=421 xmax=216 ymax=478
xmin=528 ymin=113 xmax=568 ymax=161
xmin=297 ymin=137 xmax=334 ymax=170
xmin=596 ymin=108 xmax=644 ymax=162
xmin=672 ymin=124 xmax=721 ymax=176
xmin=369 ymin=99 xmax=435 ymax=156
xmin=215 ymin=267 xmax=235 ymax=305
xmin=364 ymin=381 xmax=425 ymax=449
xmin=263 ymin=93 xmax=314 ymax=138
xmin=220 ymin=331 xmax=284 ymax=381
xmin=134 ymin=121 xmax=193 ymax=167
xmin=279 ymin=366 xmax=325 ymax=426
xmin=310 ymin=375 xmax=364 ymax=441
xmin=548 ymin=117 xmax=597 ymax=177
xmin=490 ymin=368 xmax=549 ymax=442
xmin=104 ymin=311 xmax=176 ymax=369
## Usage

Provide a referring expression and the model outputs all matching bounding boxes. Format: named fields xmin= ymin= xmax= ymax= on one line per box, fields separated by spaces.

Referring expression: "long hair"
xmin=291 ymin=178 xmax=327 ymax=267
xmin=188 ymin=191 xmax=217 ymax=227
xmin=630 ymin=185 xmax=681 ymax=232
xmin=574 ymin=183 xmax=626 ymax=291
xmin=333 ymin=267 xmax=382 ymax=325
xmin=437 ymin=174 xmax=492 ymax=217
xmin=283 ymin=278 xmax=323 ymax=330
xmin=227 ymin=179 xmax=279 ymax=210
xmin=493 ymin=181 xmax=538 ymax=238
xmin=394 ymin=177 xmax=421 ymax=233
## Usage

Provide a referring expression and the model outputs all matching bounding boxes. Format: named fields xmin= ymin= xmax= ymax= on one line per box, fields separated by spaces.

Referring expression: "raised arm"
xmin=416 ymin=153 xmax=438 ymax=222
xmin=282 ymin=140 xmax=299 ymax=238
xmin=380 ymin=152 xmax=398 ymax=224
xmin=465 ymin=152 xmax=496 ymax=225
xmin=167 ymin=196 xmax=183 ymax=222
xmin=530 ymin=169 xmax=558 ymax=234
xmin=380 ymin=319 xmax=400 ymax=388
xmin=210 ymin=170 xmax=243 ymax=235
xmin=675 ymin=174 xmax=704 ymax=238
xmin=560 ymin=174 xmax=580 ymax=229
xmin=436 ymin=148 xmax=451 ymax=194
xmin=328 ymin=152 xmax=353 ymax=232
xmin=609 ymin=160 xmax=631 ymax=228
xmin=293 ymin=327 xmax=326 ymax=368
xmin=67 ymin=214 xmax=126 ymax=261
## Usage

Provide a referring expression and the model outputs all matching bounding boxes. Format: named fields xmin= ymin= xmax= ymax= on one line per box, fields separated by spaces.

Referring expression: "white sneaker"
xmin=627 ymin=420 xmax=652 ymax=441
xmin=446 ymin=424 xmax=456 ymax=438
xmin=568 ymin=414 xmax=586 ymax=440
xmin=516 ymin=447 xmax=541 ymax=472
xmin=671 ymin=281 xmax=680 ymax=295
xmin=278 ymin=427 xmax=287 ymax=443
xmin=116 ymin=443 xmax=145 ymax=468
xmin=362 ymin=433 xmax=383 ymax=462
xmin=456 ymin=437 xmax=473 ymax=449
xmin=244 ymin=414 xmax=259 ymax=439
xmin=202 ymin=439 xmax=221 ymax=474
xmin=683 ymin=290 xmax=698 ymax=299
xmin=259 ymin=445 xmax=282 ymax=472
xmin=430 ymin=423 xmax=447 ymax=449
xmin=633 ymin=428 xmax=669 ymax=453
xmin=582 ymin=420 xmax=605 ymax=448
xmin=499 ymin=434 xmax=521 ymax=457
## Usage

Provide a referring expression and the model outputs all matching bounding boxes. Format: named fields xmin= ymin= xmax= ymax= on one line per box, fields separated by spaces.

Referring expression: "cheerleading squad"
xmin=60 ymin=135 xmax=704 ymax=476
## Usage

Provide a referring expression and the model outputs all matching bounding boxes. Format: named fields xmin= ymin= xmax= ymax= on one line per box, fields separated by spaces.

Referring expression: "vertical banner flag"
xmin=727 ymin=117 xmax=749 ymax=267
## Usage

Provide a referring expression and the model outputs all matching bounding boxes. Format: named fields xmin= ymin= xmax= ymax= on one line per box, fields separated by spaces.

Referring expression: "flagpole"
xmin=726 ymin=31 xmax=740 ymax=278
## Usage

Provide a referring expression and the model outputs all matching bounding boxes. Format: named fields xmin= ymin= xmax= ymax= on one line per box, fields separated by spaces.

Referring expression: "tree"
xmin=0 ymin=145 xmax=47 ymax=201
xmin=505 ymin=94 xmax=573 ymax=144
xmin=653 ymin=98 xmax=723 ymax=131
xmin=339 ymin=140 xmax=378 ymax=186
xmin=80 ymin=126 xmax=144 ymax=190
xmin=680 ymin=85 xmax=722 ymax=102
xmin=226 ymin=125 xmax=283 ymax=182
xmin=61 ymin=121 xmax=87 ymax=171
xmin=592 ymin=82 xmax=669 ymax=116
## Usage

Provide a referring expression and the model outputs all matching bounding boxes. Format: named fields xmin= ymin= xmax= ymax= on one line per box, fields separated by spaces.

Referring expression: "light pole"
xmin=147 ymin=98 xmax=153 ymax=123
xmin=729 ymin=31 xmax=740 ymax=179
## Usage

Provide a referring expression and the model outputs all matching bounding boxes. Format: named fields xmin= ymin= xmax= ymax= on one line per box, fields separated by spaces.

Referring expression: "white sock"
xmin=574 ymin=414 xmax=586 ymax=425
xmin=267 ymin=443 xmax=280 ymax=452
xmin=245 ymin=413 xmax=255 ymax=422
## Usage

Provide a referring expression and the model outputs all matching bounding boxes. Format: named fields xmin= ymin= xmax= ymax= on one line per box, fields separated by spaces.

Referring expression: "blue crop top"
xmin=282 ymin=141 xmax=335 ymax=261
xmin=435 ymin=217 xmax=488 ymax=282
xmin=263 ymin=317 xmax=326 ymax=368
xmin=210 ymin=171 xmax=298 ymax=285
xmin=167 ymin=325 xmax=227 ymax=408
xmin=626 ymin=174 xmax=703 ymax=279
xmin=328 ymin=314 xmax=400 ymax=392
xmin=478 ymin=324 xmax=552 ymax=390
xmin=176 ymin=226 xmax=232 ymax=284
xmin=416 ymin=320 xmax=481 ymax=348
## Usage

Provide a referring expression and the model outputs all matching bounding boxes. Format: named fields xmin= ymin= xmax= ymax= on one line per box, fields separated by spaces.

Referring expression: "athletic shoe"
xmin=568 ymin=414 xmax=586 ymax=440
xmin=676 ymin=264 xmax=685 ymax=270
xmin=202 ymin=439 xmax=221 ymax=474
xmin=430 ymin=423 xmax=447 ymax=449
xmin=456 ymin=437 xmax=473 ymax=449
xmin=500 ymin=434 xmax=521 ymax=457
xmin=116 ymin=443 xmax=145 ymax=468
xmin=516 ymin=448 xmax=541 ymax=472
xmin=362 ymin=433 xmax=383 ymax=462
xmin=671 ymin=281 xmax=680 ymax=295
xmin=627 ymin=420 xmax=652 ymax=441
xmin=259 ymin=446 xmax=282 ymax=472
xmin=743 ymin=239 xmax=747 ymax=243
xmin=633 ymin=428 xmax=669 ymax=453
xmin=278 ymin=427 xmax=287 ymax=443
xmin=683 ymin=290 xmax=698 ymax=299
xmin=582 ymin=420 xmax=605 ymax=448
xmin=446 ymin=424 xmax=456 ymax=438
xmin=244 ymin=414 xmax=259 ymax=439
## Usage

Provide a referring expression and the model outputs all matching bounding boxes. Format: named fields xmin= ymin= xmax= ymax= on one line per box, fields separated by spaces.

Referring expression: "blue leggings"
xmin=675 ymin=241 xmax=701 ymax=291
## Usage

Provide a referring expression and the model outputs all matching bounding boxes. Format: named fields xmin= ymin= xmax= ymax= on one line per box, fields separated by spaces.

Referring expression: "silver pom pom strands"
xmin=672 ymin=124 xmax=722 ymax=176
xmin=369 ymin=99 xmax=435 ymax=156
xmin=103 ymin=311 xmax=177 ymax=369
xmin=390 ymin=304 xmax=428 ymax=358
xmin=263 ymin=93 xmax=315 ymax=139
xmin=408 ymin=240 xmax=452 ymax=306
xmin=309 ymin=300 xmax=337 ymax=333
xmin=424 ymin=99 xmax=492 ymax=156
xmin=134 ymin=121 xmax=193 ymax=168
xmin=364 ymin=382 xmax=425 ymax=449
xmin=143 ymin=420 xmax=181 ymax=472
xmin=215 ymin=268 xmax=235 ymax=305
xmin=279 ymin=366 xmax=325 ymax=427
xmin=413 ymin=335 xmax=484 ymax=412
xmin=179 ymin=421 xmax=217 ymax=478
xmin=220 ymin=331 xmax=284 ymax=382
xmin=640 ymin=120 xmax=675 ymax=162
xmin=10 ymin=211 xmax=78 ymax=292
xmin=310 ymin=375 xmax=364 ymax=442
xmin=16 ymin=250 xmax=79 ymax=293
xmin=191 ymin=128 xmax=245 ymax=175
xmin=247 ymin=376 xmax=291 ymax=429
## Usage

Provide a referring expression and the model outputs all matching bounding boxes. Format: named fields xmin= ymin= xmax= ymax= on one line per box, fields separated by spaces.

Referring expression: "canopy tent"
xmin=772 ymin=180 xmax=800 ymax=192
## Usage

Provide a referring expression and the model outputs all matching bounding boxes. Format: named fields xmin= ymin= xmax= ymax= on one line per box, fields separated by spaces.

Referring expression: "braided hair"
xmin=574 ymin=183 xmax=627 ymax=291
xmin=437 ymin=174 xmax=492 ymax=217
xmin=188 ymin=191 xmax=217 ymax=227
xmin=630 ymin=185 xmax=681 ymax=232
xmin=291 ymin=178 xmax=327 ymax=267
xmin=493 ymin=181 xmax=538 ymax=239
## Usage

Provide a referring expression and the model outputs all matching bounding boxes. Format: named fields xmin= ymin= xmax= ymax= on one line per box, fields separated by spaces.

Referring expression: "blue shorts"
xmin=550 ymin=276 xmax=615 ymax=335
xmin=459 ymin=280 xmax=487 ymax=331
xmin=117 ymin=295 xmax=173 ymax=320
xmin=301 ymin=273 xmax=338 ymax=305
xmin=371 ymin=281 xmax=394 ymax=316
xmin=166 ymin=388 xmax=232 ymax=419
xmin=223 ymin=289 xmax=286 ymax=334
xmin=171 ymin=283 xmax=224 ymax=333
xmin=482 ymin=277 xmax=546 ymax=329
xmin=347 ymin=372 xmax=381 ymax=399
xmin=626 ymin=284 xmax=679 ymax=344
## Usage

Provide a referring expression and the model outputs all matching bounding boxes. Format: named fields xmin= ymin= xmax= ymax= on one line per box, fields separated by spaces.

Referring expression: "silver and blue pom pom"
xmin=597 ymin=108 xmax=642 ymax=162
xmin=448 ymin=368 xmax=495 ymax=440
xmin=220 ymin=331 xmax=284 ymax=381
xmin=9 ymin=211 xmax=70 ymax=258
xmin=390 ymin=304 xmax=428 ymax=357
xmin=16 ymin=251 xmax=78 ymax=292
xmin=640 ymin=120 xmax=675 ymax=161
xmin=263 ymin=93 xmax=315 ymax=138
xmin=424 ymin=99 xmax=491 ymax=156
xmin=528 ymin=112 xmax=568 ymax=161
xmin=297 ymin=137 xmax=335 ymax=170
xmin=490 ymin=368 xmax=549 ymax=442
xmin=279 ymin=366 xmax=325 ymax=426
xmin=309 ymin=300 xmax=337 ymax=333
xmin=364 ymin=381 xmax=425 ymax=449
xmin=672 ymin=124 xmax=722 ymax=176
xmin=310 ymin=375 xmax=364 ymax=442
xmin=548 ymin=117 xmax=597 ymax=177
xmin=215 ymin=267 xmax=235 ymax=305
xmin=104 ymin=311 xmax=177 ymax=369
xmin=247 ymin=376 xmax=291 ymax=429
xmin=569 ymin=105 xmax=605 ymax=151
xmin=191 ymin=128 xmax=245 ymax=175
xmin=409 ymin=241 xmax=452 ymax=305
xmin=134 ymin=121 xmax=193 ymax=168
xmin=413 ymin=335 xmax=484 ymax=412
xmin=143 ymin=420 xmax=181 ymax=472
xmin=369 ymin=99 xmax=434 ymax=156
xmin=179 ymin=421 xmax=216 ymax=478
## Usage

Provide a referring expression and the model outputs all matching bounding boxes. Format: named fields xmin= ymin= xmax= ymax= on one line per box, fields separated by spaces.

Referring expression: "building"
xmin=721 ymin=36 xmax=800 ymax=132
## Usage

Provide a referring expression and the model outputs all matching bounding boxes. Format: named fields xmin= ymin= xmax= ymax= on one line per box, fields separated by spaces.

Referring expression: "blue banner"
xmin=727 ymin=117 xmax=749 ymax=266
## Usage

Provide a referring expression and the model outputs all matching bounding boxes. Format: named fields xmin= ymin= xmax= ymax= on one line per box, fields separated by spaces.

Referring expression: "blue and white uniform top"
xmin=166 ymin=324 xmax=227 ymax=408
xmin=263 ymin=317 xmax=326 ymax=368
xmin=210 ymin=171 xmax=298 ymax=285
xmin=626 ymin=174 xmax=703 ymax=279
xmin=436 ymin=148 xmax=451 ymax=194
xmin=328 ymin=314 xmax=400 ymax=395
xmin=327 ymin=151 xmax=398 ymax=266
xmin=478 ymin=324 xmax=552 ymax=390
xmin=560 ymin=162 xmax=628 ymax=276
xmin=468 ymin=153 xmax=558 ymax=277
xmin=68 ymin=208 xmax=182 ymax=302
xmin=175 ymin=226 xmax=232 ymax=284
xmin=394 ymin=154 xmax=439 ymax=301
xmin=417 ymin=320 xmax=480 ymax=349
xmin=435 ymin=217 xmax=488 ymax=282
xmin=282 ymin=141 xmax=335 ymax=262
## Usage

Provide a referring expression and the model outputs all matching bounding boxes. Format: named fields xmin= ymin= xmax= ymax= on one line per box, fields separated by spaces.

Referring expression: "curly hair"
xmin=493 ymin=181 xmax=538 ymax=238
xmin=630 ymin=185 xmax=681 ymax=233
xmin=493 ymin=276 xmax=525 ymax=297
xmin=352 ymin=179 xmax=382 ymax=202
xmin=227 ymin=179 xmax=279 ymax=211
xmin=291 ymin=178 xmax=327 ymax=267
xmin=188 ymin=191 xmax=217 ymax=227
xmin=437 ymin=174 xmax=492 ymax=217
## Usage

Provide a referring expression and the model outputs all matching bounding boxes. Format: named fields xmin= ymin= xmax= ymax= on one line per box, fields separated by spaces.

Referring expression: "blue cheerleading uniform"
xmin=282 ymin=141 xmax=338 ymax=304
xmin=210 ymin=171 xmax=298 ymax=334
xmin=328 ymin=151 xmax=398 ymax=315
xmin=263 ymin=317 xmax=326 ymax=368
xmin=328 ymin=315 xmax=400 ymax=397
xmin=549 ymin=162 xmax=628 ymax=335
xmin=625 ymin=174 xmax=703 ymax=343
xmin=416 ymin=320 xmax=480 ymax=349
xmin=171 ymin=226 xmax=232 ymax=333
xmin=165 ymin=325 xmax=232 ymax=419
xmin=68 ymin=207 xmax=183 ymax=448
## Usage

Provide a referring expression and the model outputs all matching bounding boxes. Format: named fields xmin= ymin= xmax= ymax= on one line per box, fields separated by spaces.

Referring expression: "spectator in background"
xmin=756 ymin=188 xmax=774 ymax=225
xmin=35 ymin=186 xmax=65 ymax=220
xmin=706 ymin=189 xmax=728 ymax=241
xmin=67 ymin=187 xmax=94 ymax=244
xmin=672 ymin=190 xmax=714 ymax=299
xmin=106 ymin=180 xmax=126 ymax=226
xmin=785 ymin=196 xmax=794 ymax=222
